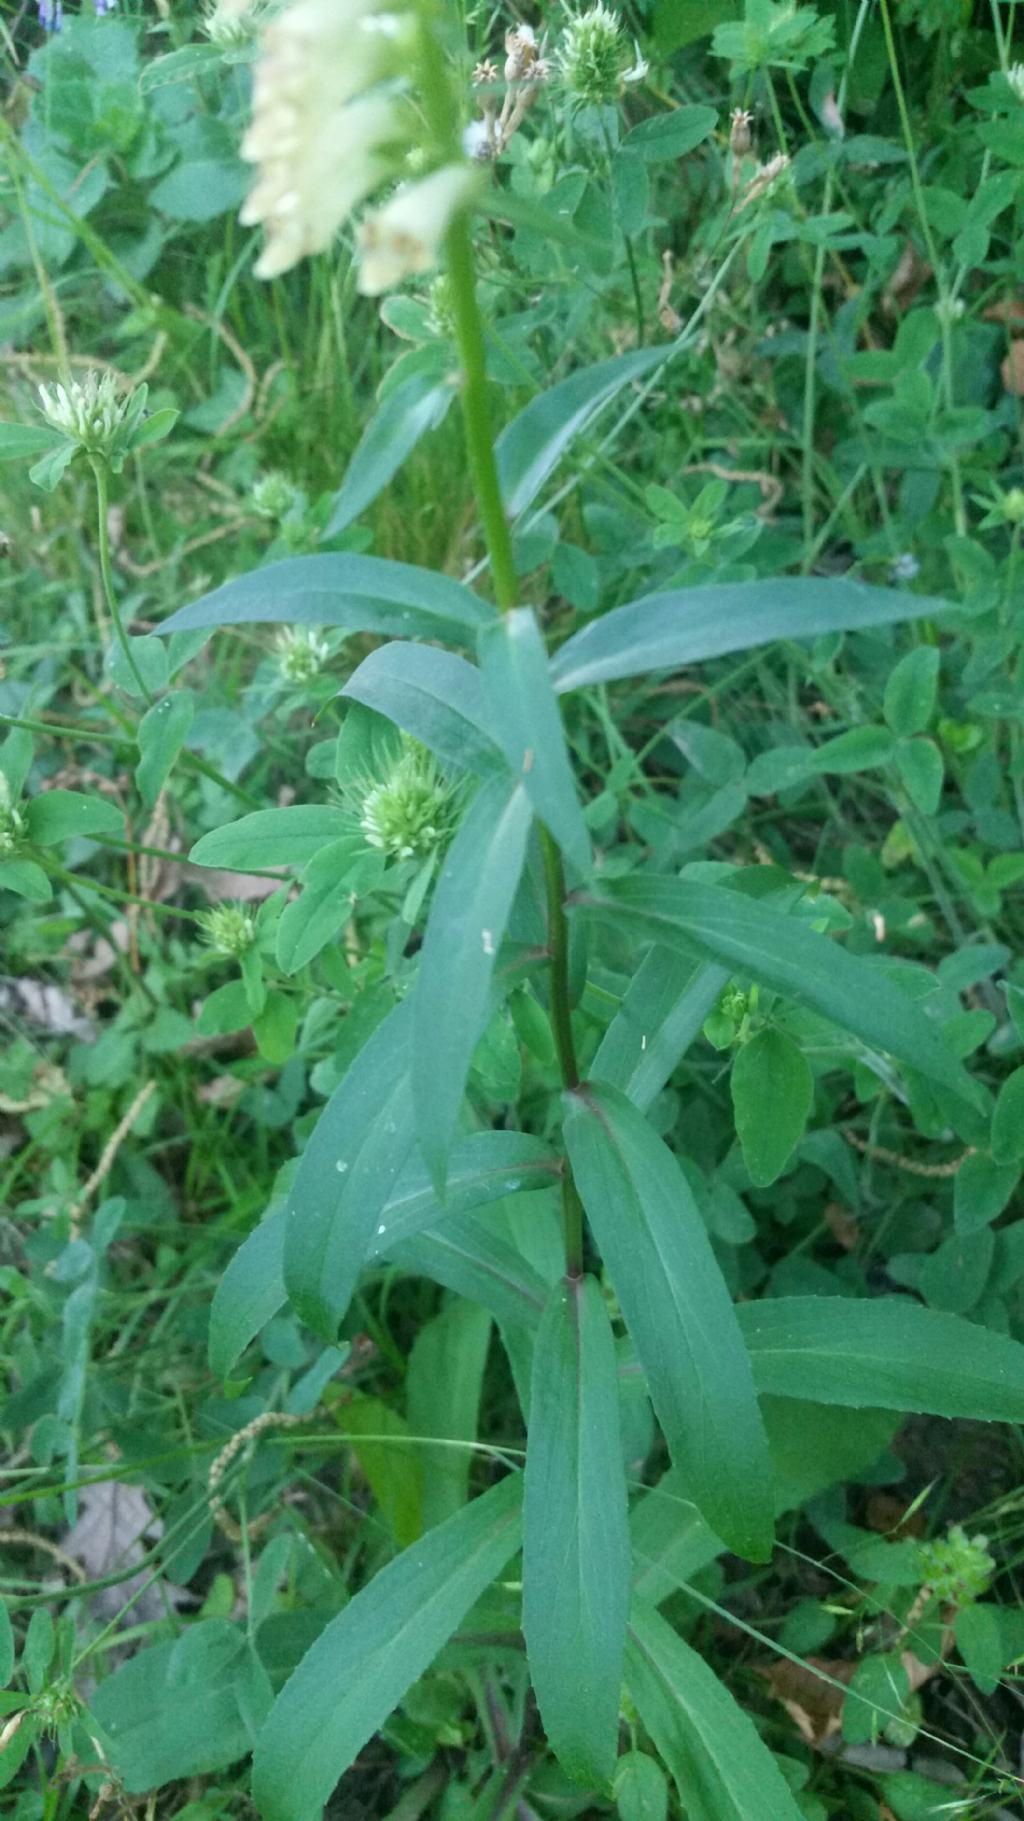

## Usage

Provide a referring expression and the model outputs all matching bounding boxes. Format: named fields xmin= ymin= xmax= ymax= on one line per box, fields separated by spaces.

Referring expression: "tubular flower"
xmin=240 ymin=0 xmax=415 ymax=280
xmin=357 ymin=164 xmax=480 ymax=295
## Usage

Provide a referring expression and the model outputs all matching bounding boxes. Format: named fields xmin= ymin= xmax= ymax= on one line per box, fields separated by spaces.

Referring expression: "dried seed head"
xmin=730 ymin=107 xmax=753 ymax=155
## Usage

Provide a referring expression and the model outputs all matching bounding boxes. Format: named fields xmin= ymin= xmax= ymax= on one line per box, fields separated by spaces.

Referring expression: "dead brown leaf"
xmin=757 ymin=1657 xmax=854 ymax=1747
xmin=1001 ymin=340 xmax=1024 ymax=396
xmin=824 ymin=1201 xmax=859 ymax=1251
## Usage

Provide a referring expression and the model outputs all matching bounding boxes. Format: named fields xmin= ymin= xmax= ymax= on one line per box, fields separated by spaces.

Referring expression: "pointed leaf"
xmin=550 ymin=578 xmax=953 ymax=693
xmin=413 ymin=776 xmax=533 ymax=1185
xmin=25 ymin=790 xmax=125 ymax=846
xmin=593 ymin=952 xmax=728 ymax=1112
xmin=391 ymin=1213 xmax=549 ymax=1328
xmin=158 ymin=554 xmax=492 ymax=646
xmin=496 ymin=347 xmax=664 ymax=519
xmin=408 ymin=1302 xmax=493 ymax=1529
xmin=325 ymin=368 xmax=455 ymax=535
xmin=341 ymin=643 xmax=502 ymax=775
xmin=252 ymin=1475 xmax=523 ymax=1821
xmin=209 ymin=1131 xmax=556 ymax=1378
xmin=625 ymin=1603 xmax=804 ymax=1821
xmin=479 ymin=608 xmax=591 ymax=872
xmin=284 ymin=1000 xmax=415 ymax=1338
xmin=135 ymin=689 xmax=194 ymax=809
xmin=563 ymin=1082 xmax=774 ymax=1561
xmin=524 ymin=1276 xmax=629 ymax=1788
xmin=740 ymin=1295 xmax=1024 ymax=1421
xmin=576 ymin=875 xmax=979 ymax=1107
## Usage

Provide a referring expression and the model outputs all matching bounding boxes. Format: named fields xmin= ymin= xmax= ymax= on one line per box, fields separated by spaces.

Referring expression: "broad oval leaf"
xmin=623 ymin=105 xmax=718 ymax=161
xmin=524 ymin=1275 xmax=629 ymax=1789
xmin=730 ymin=1027 xmax=813 ymax=1187
xmin=479 ymin=608 xmax=591 ymax=872
xmin=252 ymin=1475 xmax=523 ymax=1821
xmin=324 ymin=366 xmax=456 ymax=537
xmin=189 ymin=805 xmax=354 ymax=870
xmin=625 ymin=1603 xmax=805 ymax=1821
xmin=158 ymin=554 xmax=492 ymax=646
xmin=25 ymin=790 xmax=125 ymax=846
xmin=550 ymin=578 xmax=954 ymax=693
xmin=740 ymin=1295 xmax=1024 ymax=1421
xmin=563 ymin=1082 xmax=774 ymax=1561
xmin=496 ymin=346 xmax=664 ymax=519
xmin=341 ymin=643 xmax=502 ymax=775
xmin=284 ymin=999 xmax=415 ymax=1338
xmin=576 ymin=875 xmax=980 ymax=1109
xmin=413 ymin=775 xmax=533 ymax=1187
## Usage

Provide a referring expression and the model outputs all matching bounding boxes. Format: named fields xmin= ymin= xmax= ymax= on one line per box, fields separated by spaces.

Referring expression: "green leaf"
xmin=0 ymin=421 xmax=65 ymax=461
xmin=953 ymin=1151 xmax=1020 ymax=1234
xmin=392 ymin=1211 xmax=549 ymax=1328
xmin=738 ymin=1295 xmax=1024 ymax=1420
xmin=496 ymin=347 xmax=665 ymax=519
xmin=251 ymin=1475 xmax=523 ymax=1821
xmin=550 ymin=579 xmax=952 ymax=693
xmin=150 ymin=157 xmax=248 ymax=222
xmin=29 ymin=441 xmax=77 ymax=491
xmin=284 ymin=1000 xmax=415 ymax=1338
xmin=992 ymin=1067 xmax=1024 ymax=1165
xmin=954 ymin=1604 xmax=1003 ymax=1697
xmin=0 ymin=1598 xmax=12 ymax=1689
xmin=91 ymin=1620 xmax=272 ymax=1792
xmin=129 ymin=406 xmax=179 ymax=452
xmin=275 ymin=838 xmax=384 ymax=975
xmin=895 ymin=737 xmax=944 ymax=815
xmin=413 ymin=776 xmax=533 ymax=1186
xmin=135 ymin=689 xmax=194 ymax=809
xmin=563 ymin=1083 xmax=774 ymax=1561
xmin=209 ymin=1132 xmax=555 ymax=1378
xmin=731 ymin=1028 xmax=813 ymax=1187
xmin=0 ymin=859 xmax=52 ymax=901
xmin=138 ymin=42 xmax=223 ymax=89
xmin=623 ymin=106 xmax=718 ymax=160
xmin=593 ymin=952 xmax=728 ymax=1112
xmin=625 ymin=1603 xmax=804 ymax=1821
xmin=340 ymin=1394 xmax=423 ymax=1547
xmin=341 ymin=644 xmax=502 ymax=774
xmin=576 ymin=875 xmax=979 ymax=1107
xmin=408 ymin=1302 xmax=492 ymax=1530
xmin=190 ymin=805 xmax=354 ymax=870
xmin=884 ymin=645 xmax=940 ymax=736
xmin=615 ymin=1751 xmax=668 ymax=1821
xmin=479 ymin=608 xmax=591 ymax=873
xmin=325 ymin=367 xmax=455 ymax=536
xmin=24 ymin=790 xmax=125 ymax=846
xmin=158 ymin=555 xmax=493 ymax=647
xmin=524 ymin=1276 xmax=629 ymax=1789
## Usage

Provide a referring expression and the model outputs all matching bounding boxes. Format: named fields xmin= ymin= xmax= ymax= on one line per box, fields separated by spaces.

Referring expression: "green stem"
xmin=90 ymin=458 xmax=153 ymax=705
xmin=444 ymin=214 xmax=519 ymax=613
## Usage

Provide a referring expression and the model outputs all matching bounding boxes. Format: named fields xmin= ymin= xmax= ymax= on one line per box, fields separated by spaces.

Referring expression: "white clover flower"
xmin=557 ymin=4 xmax=629 ymax=107
xmin=357 ymin=164 xmax=480 ymax=295
xmin=1007 ymin=62 xmax=1024 ymax=100
xmin=622 ymin=40 xmax=649 ymax=84
xmin=240 ymin=0 xmax=414 ymax=280
xmin=275 ymin=624 xmax=331 ymax=682
xmin=463 ymin=117 xmax=495 ymax=161
xmin=37 ymin=371 xmax=130 ymax=454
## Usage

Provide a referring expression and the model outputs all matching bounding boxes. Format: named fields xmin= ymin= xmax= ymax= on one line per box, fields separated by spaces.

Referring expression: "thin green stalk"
xmin=90 ymin=457 xmax=153 ymax=704
xmin=444 ymin=214 xmax=519 ymax=612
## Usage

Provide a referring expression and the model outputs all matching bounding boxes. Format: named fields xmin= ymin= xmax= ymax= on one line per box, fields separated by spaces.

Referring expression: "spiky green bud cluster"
xmin=275 ymin=625 xmax=330 ymax=683
xmin=200 ymin=903 xmax=257 ymax=958
xmin=556 ymin=5 xmax=642 ymax=107
xmin=358 ymin=744 xmax=457 ymax=861
xmin=253 ymin=471 xmax=300 ymax=521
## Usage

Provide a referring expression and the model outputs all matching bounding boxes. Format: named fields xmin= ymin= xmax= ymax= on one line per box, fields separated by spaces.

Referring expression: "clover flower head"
xmin=37 ymin=371 xmax=132 ymax=456
xmin=0 ymin=775 xmax=25 ymax=858
xmin=357 ymin=164 xmax=480 ymax=296
xmin=252 ymin=471 xmax=299 ymax=520
xmin=557 ymin=4 xmax=630 ymax=107
xmin=1007 ymin=62 xmax=1024 ymax=100
xmin=275 ymin=625 xmax=330 ymax=682
xmin=357 ymin=742 xmax=457 ymax=860
xmin=200 ymin=903 xmax=257 ymax=958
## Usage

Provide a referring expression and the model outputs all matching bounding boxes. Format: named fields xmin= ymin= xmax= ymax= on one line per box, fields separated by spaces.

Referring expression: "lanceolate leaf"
xmin=496 ymin=346 xmax=665 ymax=519
xmin=740 ymin=1295 xmax=1024 ymax=1421
xmin=576 ymin=876 xmax=979 ymax=1107
xmin=524 ymin=1276 xmax=630 ymax=1789
xmin=341 ymin=643 xmax=502 ymax=775
xmin=479 ymin=608 xmax=591 ymax=873
xmin=392 ymin=1213 xmax=549 ymax=1328
xmin=208 ymin=1133 xmax=558 ymax=1378
xmin=284 ymin=1000 xmax=415 ymax=1339
xmin=252 ymin=1475 xmax=523 ymax=1821
xmin=413 ymin=776 xmax=533 ymax=1187
xmin=625 ymin=1604 xmax=805 ymax=1821
xmin=158 ymin=554 xmax=492 ymax=646
xmin=324 ymin=365 xmax=455 ymax=536
xmin=550 ymin=578 xmax=953 ymax=693
xmin=592 ymin=950 xmax=728 ymax=1112
xmin=563 ymin=1083 xmax=775 ymax=1562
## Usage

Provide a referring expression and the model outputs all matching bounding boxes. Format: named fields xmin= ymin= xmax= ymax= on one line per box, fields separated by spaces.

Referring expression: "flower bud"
xmin=200 ymin=904 xmax=257 ymax=958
